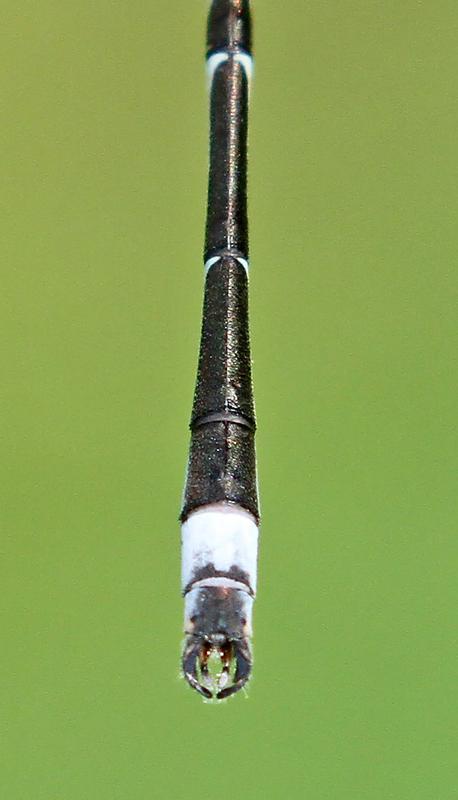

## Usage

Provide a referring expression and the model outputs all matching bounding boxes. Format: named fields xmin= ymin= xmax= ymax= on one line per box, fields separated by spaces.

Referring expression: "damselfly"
xmin=180 ymin=0 xmax=259 ymax=700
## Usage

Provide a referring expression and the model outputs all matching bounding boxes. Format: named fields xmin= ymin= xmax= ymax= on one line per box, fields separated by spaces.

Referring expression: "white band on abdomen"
xmin=181 ymin=503 xmax=259 ymax=594
xmin=206 ymin=51 xmax=253 ymax=88
xmin=205 ymin=256 xmax=249 ymax=274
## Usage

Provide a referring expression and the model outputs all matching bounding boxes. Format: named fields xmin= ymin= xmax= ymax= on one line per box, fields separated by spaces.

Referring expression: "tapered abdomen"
xmin=181 ymin=256 xmax=258 ymax=522
xmin=180 ymin=0 xmax=258 ymax=701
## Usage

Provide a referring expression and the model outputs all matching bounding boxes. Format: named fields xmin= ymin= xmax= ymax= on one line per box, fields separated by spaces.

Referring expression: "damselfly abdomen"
xmin=180 ymin=0 xmax=259 ymax=700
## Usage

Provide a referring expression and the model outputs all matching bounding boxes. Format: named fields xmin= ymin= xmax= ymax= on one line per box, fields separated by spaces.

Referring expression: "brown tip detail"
xmin=182 ymin=634 xmax=252 ymax=700
xmin=182 ymin=585 xmax=253 ymax=698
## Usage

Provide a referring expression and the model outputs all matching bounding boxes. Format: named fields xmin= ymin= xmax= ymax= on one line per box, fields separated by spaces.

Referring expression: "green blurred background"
xmin=2 ymin=1 xmax=457 ymax=797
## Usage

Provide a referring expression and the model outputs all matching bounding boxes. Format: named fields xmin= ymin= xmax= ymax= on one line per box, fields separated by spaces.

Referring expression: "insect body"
xmin=180 ymin=0 xmax=259 ymax=699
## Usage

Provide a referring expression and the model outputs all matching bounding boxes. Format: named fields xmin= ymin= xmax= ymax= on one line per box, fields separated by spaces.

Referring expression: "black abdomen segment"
xmin=192 ymin=257 xmax=254 ymax=424
xmin=207 ymin=0 xmax=251 ymax=55
xmin=204 ymin=25 xmax=250 ymax=261
xmin=181 ymin=257 xmax=258 ymax=522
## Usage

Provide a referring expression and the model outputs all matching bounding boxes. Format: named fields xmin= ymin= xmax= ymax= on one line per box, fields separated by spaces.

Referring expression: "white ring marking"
xmin=234 ymin=52 xmax=254 ymax=85
xmin=206 ymin=52 xmax=229 ymax=88
xmin=204 ymin=256 xmax=249 ymax=274
xmin=204 ymin=256 xmax=221 ymax=273
xmin=181 ymin=503 xmax=259 ymax=594
xmin=206 ymin=50 xmax=253 ymax=89
xmin=236 ymin=257 xmax=249 ymax=272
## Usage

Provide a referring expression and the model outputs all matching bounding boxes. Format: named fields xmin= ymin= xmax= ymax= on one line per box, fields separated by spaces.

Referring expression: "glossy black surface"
xmin=207 ymin=0 xmax=252 ymax=56
xmin=192 ymin=258 xmax=254 ymax=425
xmin=181 ymin=258 xmax=258 ymax=522
xmin=182 ymin=0 xmax=258 ymax=524
xmin=204 ymin=58 xmax=249 ymax=262
xmin=181 ymin=419 xmax=258 ymax=522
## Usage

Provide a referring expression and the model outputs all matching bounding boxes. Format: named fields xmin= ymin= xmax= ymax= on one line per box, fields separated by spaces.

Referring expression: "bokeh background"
xmin=2 ymin=1 xmax=457 ymax=797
